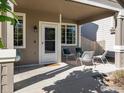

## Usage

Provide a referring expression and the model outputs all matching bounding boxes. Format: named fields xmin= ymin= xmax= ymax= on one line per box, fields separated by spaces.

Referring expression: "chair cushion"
xmin=76 ymin=48 xmax=83 ymax=57
xmin=63 ymin=48 xmax=71 ymax=54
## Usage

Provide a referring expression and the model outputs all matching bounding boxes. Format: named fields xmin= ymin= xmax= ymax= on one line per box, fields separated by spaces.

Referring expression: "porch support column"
xmin=1 ymin=2 xmax=14 ymax=49
xmin=57 ymin=14 xmax=62 ymax=63
xmin=78 ymin=25 xmax=82 ymax=47
xmin=115 ymin=10 xmax=124 ymax=68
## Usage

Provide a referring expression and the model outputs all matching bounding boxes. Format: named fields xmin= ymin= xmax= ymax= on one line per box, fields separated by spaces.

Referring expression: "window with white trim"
xmin=14 ymin=13 xmax=26 ymax=48
xmin=61 ymin=24 xmax=77 ymax=45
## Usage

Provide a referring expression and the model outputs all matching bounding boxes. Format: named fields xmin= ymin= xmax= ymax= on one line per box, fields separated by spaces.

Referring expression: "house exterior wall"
xmin=96 ymin=16 xmax=115 ymax=52
xmin=81 ymin=16 xmax=115 ymax=56
xmin=15 ymin=8 xmax=78 ymax=65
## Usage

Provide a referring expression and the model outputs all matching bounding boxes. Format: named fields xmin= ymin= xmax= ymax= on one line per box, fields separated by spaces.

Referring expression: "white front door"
xmin=39 ymin=22 xmax=58 ymax=64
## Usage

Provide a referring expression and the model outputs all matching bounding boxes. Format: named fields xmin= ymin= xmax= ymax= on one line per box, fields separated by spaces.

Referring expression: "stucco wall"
xmin=15 ymin=8 xmax=78 ymax=65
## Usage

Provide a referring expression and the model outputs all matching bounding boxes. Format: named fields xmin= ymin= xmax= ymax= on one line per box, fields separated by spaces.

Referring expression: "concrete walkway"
xmin=14 ymin=63 xmax=120 ymax=93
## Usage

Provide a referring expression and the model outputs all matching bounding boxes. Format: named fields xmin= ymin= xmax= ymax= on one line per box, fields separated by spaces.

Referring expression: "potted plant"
xmin=0 ymin=0 xmax=18 ymax=48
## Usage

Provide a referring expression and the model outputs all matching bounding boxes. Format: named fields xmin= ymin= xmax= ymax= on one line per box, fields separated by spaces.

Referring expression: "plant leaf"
xmin=0 ymin=0 xmax=18 ymax=25
xmin=0 ymin=15 xmax=16 ymax=25
xmin=0 ymin=38 xmax=5 ymax=48
xmin=10 ymin=0 xmax=17 ymax=5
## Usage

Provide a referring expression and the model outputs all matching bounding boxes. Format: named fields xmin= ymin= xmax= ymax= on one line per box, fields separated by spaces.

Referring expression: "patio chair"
xmin=75 ymin=47 xmax=83 ymax=57
xmin=62 ymin=48 xmax=76 ymax=62
xmin=94 ymin=51 xmax=108 ymax=64
xmin=78 ymin=51 xmax=95 ymax=69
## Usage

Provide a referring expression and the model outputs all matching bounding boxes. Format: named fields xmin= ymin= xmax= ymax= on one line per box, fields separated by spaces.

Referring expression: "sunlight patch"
xmin=46 ymin=63 xmax=60 ymax=67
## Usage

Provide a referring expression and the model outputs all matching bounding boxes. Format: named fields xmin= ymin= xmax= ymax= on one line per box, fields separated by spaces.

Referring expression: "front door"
xmin=39 ymin=22 xmax=58 ymax=64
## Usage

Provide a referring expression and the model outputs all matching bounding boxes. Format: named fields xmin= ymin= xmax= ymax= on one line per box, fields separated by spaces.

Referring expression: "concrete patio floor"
xmin=14 ymin=62 xmax=122 ymax=93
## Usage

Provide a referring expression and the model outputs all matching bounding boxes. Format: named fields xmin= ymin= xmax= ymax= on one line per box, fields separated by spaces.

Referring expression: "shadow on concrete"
xmin=14 ymin=64 xmax=74 ymax=91
xmin=14 ymin=65 xmax=44 ymax=74
xmin=43 ymin=69 xmax=119 ymax=93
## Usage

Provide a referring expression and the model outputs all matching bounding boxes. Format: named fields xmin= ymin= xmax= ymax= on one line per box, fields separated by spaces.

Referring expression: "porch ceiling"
xmin=15 ymin=0 xmax=116 ymax=24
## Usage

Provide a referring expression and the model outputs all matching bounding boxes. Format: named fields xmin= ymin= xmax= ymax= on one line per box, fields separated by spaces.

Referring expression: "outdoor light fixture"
xmin=110 ymin=27 xmax=115 ymax=34
xmin=33 ymin=25 xmax=38 ymax=32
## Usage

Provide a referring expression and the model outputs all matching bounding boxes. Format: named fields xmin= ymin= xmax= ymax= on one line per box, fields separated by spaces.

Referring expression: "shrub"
xmin=112 ymin=70 xmax=124 ymax=85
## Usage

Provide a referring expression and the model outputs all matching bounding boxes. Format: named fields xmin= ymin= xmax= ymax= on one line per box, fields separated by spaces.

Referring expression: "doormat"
xmin=45 ymin=63 xmax=60 ymax=67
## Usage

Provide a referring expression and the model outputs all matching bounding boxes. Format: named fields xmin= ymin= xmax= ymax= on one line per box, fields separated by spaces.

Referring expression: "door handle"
xmin=42 ymin=42 xmax=44 ymax=44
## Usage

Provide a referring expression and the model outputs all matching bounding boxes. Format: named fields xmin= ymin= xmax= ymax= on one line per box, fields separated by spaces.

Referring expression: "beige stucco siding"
xmin=15 ymin=8 xmax=78 ymax=65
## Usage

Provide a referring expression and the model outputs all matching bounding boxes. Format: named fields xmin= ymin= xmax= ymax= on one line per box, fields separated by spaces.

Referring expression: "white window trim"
xmin=14 ymin=12 xmax=26 ymax=49
xmin=61 ymin=23 xmax=77 ymax=46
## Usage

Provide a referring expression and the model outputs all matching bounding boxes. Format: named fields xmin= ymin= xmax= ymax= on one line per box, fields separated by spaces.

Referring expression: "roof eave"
xmin=71 ymin=0 xmax=121 ymax=12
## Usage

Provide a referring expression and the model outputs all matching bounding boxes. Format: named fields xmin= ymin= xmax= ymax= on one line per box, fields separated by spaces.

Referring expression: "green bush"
xmin=112 ymin=70 xmax=124 ymax=85
xmin=113 ymin=70 xmax=124 ymax=79
xmin=0 ymin=0 xmax=18 ymax=25
xmin=0 ymin=38 xmax=4 ymax=48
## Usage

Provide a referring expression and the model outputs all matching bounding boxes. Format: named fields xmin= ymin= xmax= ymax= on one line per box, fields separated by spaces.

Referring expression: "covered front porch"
xmin=14 ymin=0 xmax=123 ymax=68
xmin=12 ymin=0 xmax=124 ymax=93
